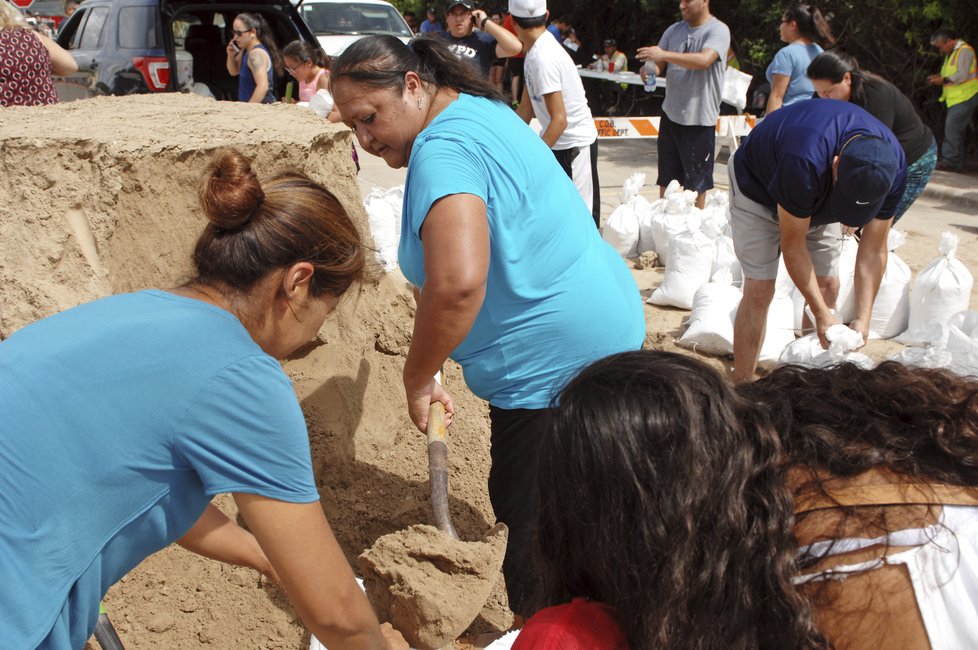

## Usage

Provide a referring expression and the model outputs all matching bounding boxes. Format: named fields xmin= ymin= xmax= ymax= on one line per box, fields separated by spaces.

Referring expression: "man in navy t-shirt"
xmin=728 ymin=100 xmax=907 ymax=381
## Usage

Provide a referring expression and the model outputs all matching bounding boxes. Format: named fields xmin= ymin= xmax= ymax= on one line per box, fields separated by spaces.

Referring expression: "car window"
xmin=58 ymin=8 xmax=86 ymax=49
xmin=78 ymin=6 xmax=110 ymax=50
xmin=119 ymin=6 xmax=160 ymax=49
xmin=171 ymin=16 xmax=202 ymax=49
xmin=300 ymin=2 xmax=411 ymax=37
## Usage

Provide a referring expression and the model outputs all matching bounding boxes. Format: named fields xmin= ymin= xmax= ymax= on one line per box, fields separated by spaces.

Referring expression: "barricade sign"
xmin=593 ymin=115 xmax=758 ymax=140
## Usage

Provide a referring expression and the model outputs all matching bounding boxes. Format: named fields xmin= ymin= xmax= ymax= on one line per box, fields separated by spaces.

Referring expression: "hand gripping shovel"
xmin=357 ymin=382 xmax=508 ymax=650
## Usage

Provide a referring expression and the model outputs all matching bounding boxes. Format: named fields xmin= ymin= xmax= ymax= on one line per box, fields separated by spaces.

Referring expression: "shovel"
xmin=357 ymin=377 xmax=508 ymax=650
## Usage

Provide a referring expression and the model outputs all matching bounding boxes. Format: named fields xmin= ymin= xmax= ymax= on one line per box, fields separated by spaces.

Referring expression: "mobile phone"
xmin=231 ymin=41 xmax=240 ymax=54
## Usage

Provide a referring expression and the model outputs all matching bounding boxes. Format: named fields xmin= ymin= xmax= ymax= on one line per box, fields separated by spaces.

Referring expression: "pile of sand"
xmin=1 ymin=94 xmax=508 ymax=648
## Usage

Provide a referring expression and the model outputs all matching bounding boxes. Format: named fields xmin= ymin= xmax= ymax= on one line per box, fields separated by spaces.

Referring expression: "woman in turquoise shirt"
xmin=331 ymin=35 xmax=646 ymax=620
xmin=0 ymin=150 xmax=405 ymax=650
xmin=765 ymin=3 xmax=834 ymax=113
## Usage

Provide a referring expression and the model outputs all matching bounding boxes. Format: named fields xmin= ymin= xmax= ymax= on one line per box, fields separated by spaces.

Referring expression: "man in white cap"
xmin=440 ymin=0 xmax=521 ymax=77
xmin=511 ymin=0 xmax=601 ymax=228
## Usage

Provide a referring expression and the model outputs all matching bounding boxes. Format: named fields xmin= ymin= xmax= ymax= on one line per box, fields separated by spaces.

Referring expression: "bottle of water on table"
xmin=643 ymin=62 xmax=657 ymax=92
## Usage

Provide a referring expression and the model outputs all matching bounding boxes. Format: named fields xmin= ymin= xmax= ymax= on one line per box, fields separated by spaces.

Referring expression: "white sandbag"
xmin=869 ymin=251 xmax=911 ymax=339
xmin=899 ymin=232 xmax=974 ymax=344
xmin=637 ymin=196 xmax=664 ymax=255
xmin=662 ymin=179 xmax=683 ymax=197
xmin=618 ymin=172 xmax=646 ymax=203
xmin=602 ymin=199 xmax=642 ymax=258
xmin=832 ymin=236 xmax=860 ymax=323
xmin=362 ymin=185 xmax=403 ymax=272
xmin=701 ymin=190 xmax=730 ymax=233
xmin=774 ymin=257 xmax=806 ymax=336
xmin=308 ymin=89 xmax=335 ymax=118
xmin=888 ymin=345 xmax=954 ymax=370
xmin=677 ymin=270 xmax=741 ymax=355
xmin=835 ymin=230 xmax=911 ymax=339
xmin=648 ymin=229 xmax=717 ymax=309
xmin=947 ymin=311 xmax=978 ymax=376
xmin=711 ymin=235 xmax=742 ymax=286
xmin=778 ymin=325 xmax=873 ymax=368
xmin=758 ymin=292 xmax=797 ymax=362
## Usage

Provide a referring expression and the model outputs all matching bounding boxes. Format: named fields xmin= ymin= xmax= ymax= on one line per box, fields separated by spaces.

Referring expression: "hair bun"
xmin=198 ymin=149 xmax=265 ymax=229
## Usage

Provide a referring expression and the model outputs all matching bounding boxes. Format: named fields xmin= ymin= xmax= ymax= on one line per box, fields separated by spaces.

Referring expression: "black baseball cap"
xmin=830 ymin=135 xmax=900 ymax=226
xmin=447 ymin=0 xmax=475 ymax=11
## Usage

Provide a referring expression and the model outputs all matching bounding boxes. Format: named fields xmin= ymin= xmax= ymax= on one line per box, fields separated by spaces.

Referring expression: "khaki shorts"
xmin=728 ymin=154 xmax=842 ymax=281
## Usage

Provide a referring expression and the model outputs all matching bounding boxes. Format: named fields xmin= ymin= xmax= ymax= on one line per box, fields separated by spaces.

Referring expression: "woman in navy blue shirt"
xmin=226 ymin=12 xmax=281 ymax=103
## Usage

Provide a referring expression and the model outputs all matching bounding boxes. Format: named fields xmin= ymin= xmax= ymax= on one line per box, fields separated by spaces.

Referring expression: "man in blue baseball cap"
xmin=729 ymin=99 xmax=907 ymax=381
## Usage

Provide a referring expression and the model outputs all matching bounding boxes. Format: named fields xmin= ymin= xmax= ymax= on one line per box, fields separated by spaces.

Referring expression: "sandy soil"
xmin=1 ymin=93 xmax=977 ymax=650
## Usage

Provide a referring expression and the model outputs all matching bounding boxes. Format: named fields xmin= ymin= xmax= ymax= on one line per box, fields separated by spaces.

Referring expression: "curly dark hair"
xmin=534 ymin=350 xmax=826 ymax=649
xmin=741 ymin=361 xmax=978 ymax=489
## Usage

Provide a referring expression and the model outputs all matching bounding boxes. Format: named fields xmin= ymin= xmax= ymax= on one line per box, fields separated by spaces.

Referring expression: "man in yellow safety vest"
xmin=928 ymin=28 xmax=978 ymax=172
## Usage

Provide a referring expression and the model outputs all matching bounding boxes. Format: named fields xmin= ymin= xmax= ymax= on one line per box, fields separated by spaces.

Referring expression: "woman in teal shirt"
xmin=0 ymin=150 xmax=405 ymax=650
xmin=331 ymin=35 xmax=645 ymax=619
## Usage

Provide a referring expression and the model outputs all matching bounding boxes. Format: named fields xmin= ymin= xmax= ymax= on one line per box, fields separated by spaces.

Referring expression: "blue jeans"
xmin=942 ymin=92 xmax=978 ymax=169
xmin=894 ymin=139 xmax=938 ymax=222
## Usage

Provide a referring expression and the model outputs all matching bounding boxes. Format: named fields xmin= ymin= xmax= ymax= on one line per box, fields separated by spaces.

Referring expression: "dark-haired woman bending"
xmin=521 ymin=350 xmax=978 ymax=649
xmin=0 ymin=150 xmax=405 ymax=650
xmin=330 ymin=35 xmax=645 ymax=619
xmin=808 ymin=49 xmax=937 ymax=221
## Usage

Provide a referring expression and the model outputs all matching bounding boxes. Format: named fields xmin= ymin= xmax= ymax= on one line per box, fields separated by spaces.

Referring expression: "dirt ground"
xmin=1 ymin=93 xmax=977 ymax=650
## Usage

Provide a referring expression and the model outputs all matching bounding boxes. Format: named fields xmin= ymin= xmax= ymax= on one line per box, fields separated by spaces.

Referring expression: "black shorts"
xmin=486 ymin=404 xmax=551 ymax=617
xmin=656 ymin=112 xmax=716 ymax=193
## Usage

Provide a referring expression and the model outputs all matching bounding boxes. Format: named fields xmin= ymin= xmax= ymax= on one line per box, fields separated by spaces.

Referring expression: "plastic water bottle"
xmin=643 ymin=62 xmax=657 ymax=92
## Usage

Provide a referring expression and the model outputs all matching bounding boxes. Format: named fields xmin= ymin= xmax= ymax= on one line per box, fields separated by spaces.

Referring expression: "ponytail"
xmin=331 ymin=34 xmax=504 ymax=102
xmin=784 ymin=3 xmax=835 ymax=48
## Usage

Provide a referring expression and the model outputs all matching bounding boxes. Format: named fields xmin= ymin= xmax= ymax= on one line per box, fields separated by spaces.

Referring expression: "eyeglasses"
xmin=232 ymin=29 xmax=251 ymax=36
xmin=285 ymin=61 xmax=305 ymax=75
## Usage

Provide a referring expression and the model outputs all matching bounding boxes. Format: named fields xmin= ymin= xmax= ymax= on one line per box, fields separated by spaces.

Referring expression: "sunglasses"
xmin=232 ymin=29 xmax=252 ymax=36
xmin=285 ymin=61 xmax=306 ymax=75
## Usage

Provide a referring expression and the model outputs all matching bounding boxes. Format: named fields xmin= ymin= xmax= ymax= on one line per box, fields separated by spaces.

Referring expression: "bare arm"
xmin=639 ymin=45 xmax=720 ymax=71
xmin=539 ymin=91 xmax=567 ymax=148
xmin=177 ymin=502 xmax=278 ymax=583
xmin=403 ymin=194 xmax=490 ymax=432
xmin=778 ymin=206 xmax=838 ymax=347
xmin=850 ymin=217 xmax=892 ymax=340
xmin=226 ymin=41 xmax=242 ymax=76
xmin=472 ymin=10 xmax=522 ymax=58
xmin=36 ymin=32 xmax=78 ymax=76
xmin=765 ymin=73 xmax=790 ymax=113
xmin=234 ymin=494 xmax=401 ymax=650
xmin=247 ymin=48 xmax=271 ymax=102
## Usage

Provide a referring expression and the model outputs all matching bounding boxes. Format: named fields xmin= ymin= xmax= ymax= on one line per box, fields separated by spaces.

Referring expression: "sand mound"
xmin=359 ymin=524 xmax=508 ymax=649
xmin=1 ymin=95 xmax=507 ymax=648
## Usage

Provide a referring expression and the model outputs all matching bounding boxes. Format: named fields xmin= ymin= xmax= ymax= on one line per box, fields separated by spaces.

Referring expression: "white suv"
xmin=297 ymin=0 xmax=413 ymax=57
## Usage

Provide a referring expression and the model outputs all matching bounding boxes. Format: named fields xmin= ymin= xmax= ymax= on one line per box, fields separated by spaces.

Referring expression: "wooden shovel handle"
xmin=427 ymin=401 xmax=459 ymax=539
